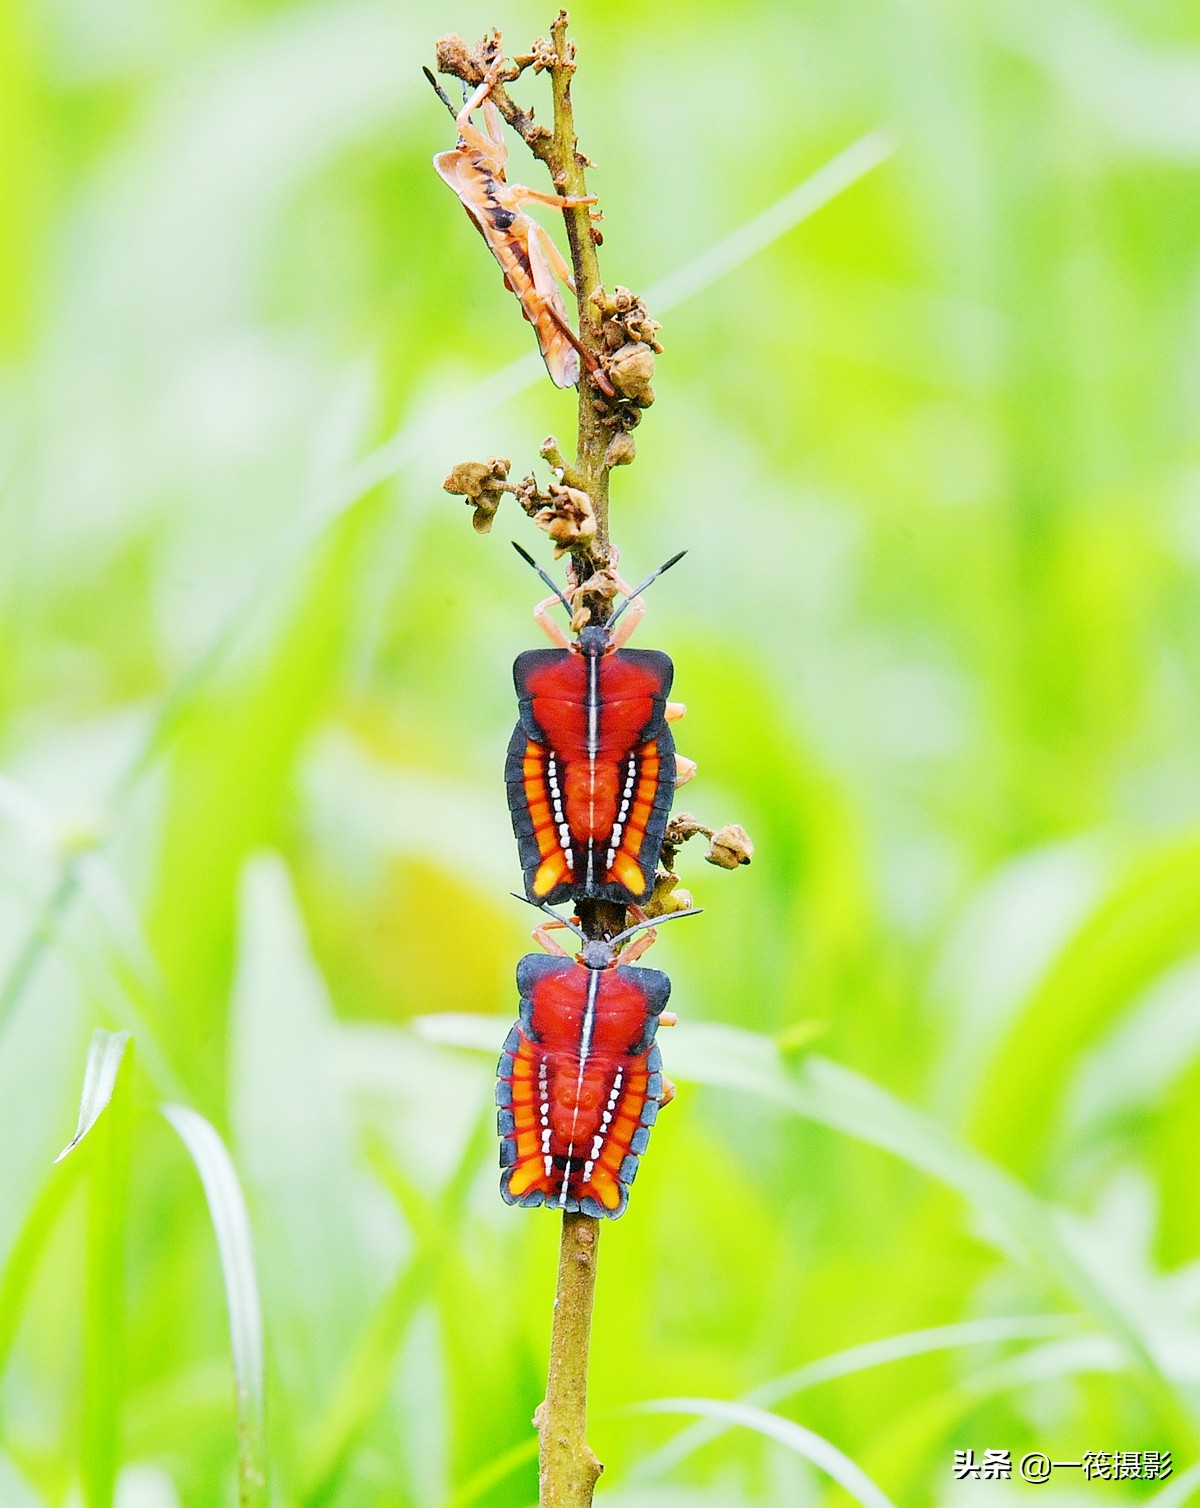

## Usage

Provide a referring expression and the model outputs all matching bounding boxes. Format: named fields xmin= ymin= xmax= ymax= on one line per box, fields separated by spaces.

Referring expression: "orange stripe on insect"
xmin=533 ymin=853 xmax=570 ymax=897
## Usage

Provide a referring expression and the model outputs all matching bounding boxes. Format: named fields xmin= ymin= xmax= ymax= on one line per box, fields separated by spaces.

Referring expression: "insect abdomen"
xmin=508 ymin=648 xmax=679 ymax=903
xmin=497 ymin=958 xmax=670 ymax=1218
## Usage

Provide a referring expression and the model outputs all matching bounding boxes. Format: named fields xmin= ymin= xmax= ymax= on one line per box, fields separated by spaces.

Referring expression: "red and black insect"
xmin=496 ymin=905 xmax=697 ymax=1218
xmin=506 ymin=545 xmax=696 ymax=906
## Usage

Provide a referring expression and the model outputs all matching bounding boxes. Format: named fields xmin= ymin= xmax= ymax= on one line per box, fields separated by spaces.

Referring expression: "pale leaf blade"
xmin=55 ymin=1028 xmax=132 ymax=1163
xmin=162 ymin=1103 xmax=267 ymax=1506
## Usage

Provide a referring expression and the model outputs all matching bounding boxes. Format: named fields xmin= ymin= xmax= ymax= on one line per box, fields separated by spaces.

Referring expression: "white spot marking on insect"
xmin=607 ymin=755 xmax=639 ymax=871
xmin=540 ymin=1062 xmax=552 ymax=1178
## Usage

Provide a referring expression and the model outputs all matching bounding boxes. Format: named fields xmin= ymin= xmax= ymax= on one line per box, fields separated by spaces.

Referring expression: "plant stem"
xmin=543 ymin=12 xmax=610 ymax=559
xmin=436 ymin=18 xmax=630 ymax=1498
xmin=537 ymin=1213 xmax=603 ymax=1506
xmin=533 ymin=18 xmax=611 ymax=1503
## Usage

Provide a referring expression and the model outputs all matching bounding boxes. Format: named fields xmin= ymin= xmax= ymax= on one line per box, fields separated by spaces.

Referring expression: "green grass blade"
xmin=443 ymin=1439 xmax=540 ymax=1508
xmin=1150 ymin=1462 xmax=1200 ymax=1506
xmin=666 ymin=1022 xmax=1190 ymax=1422
xmin=632 ymin=1314 xmax=1080 ymax=1482
xmin=636 ymin=1399 xmax=896 ymax=1508
xmin=162 ymin=1104 xmax=266 ymax=1508
xmin=82 ymin=1035 xmax=133 ymax=1508
xmin=299 ymin=1107 xmax=493 ymax=1507
xmin=0 ymin=1157 xmax=84 ymax=1378
xmin=969 ymin=835 xmax=1200 ymax=1174
xmin=56 ymin=1029 xmax=132 ymax=1163
xmin=0 ymin=1450 xmax=49 ymax=1508
xmin=643 ymin=130 xmax=897 ymax=313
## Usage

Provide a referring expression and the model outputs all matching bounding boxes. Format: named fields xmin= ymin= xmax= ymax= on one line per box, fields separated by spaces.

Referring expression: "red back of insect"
xmin=506 ymin=645 xmax=677 ymax=904
xmin=496 ymin=953 xmax=670 ymax=1218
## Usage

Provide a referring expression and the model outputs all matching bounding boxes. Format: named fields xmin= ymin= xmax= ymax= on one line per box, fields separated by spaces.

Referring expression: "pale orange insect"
xmin=425 ymin=62 xmax=597 ymax=388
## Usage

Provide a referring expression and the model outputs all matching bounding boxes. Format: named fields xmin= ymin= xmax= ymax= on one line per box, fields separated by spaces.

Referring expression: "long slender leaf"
xmin=443 ymin=1438 xmax=540 ymax=1508
xmin=0 ymin=1157 xmax=84 ymax=1377
xmin=56 ymin=1029 xmax=132 ymax=1164
xmin=299 ymin=1106 xmax=493 ymax=1507
xmin=1150 ymin=1462 xmax=1200 ymax=1506
xmin=632 ymin=1314 xmax=1080 ymax=1482
xmin=636 ymin=1400 xmax=896 ymax=1508
xmin=162 ymin=1104 xmax=266 ymax=1508
xmin=0 ymin=1450 xmax=49 ymax=1508
xmin=83 ymin=1035 xmax=133 ymax=1508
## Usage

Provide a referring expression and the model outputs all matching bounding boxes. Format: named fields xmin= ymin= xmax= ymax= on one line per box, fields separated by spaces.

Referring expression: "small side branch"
xmin=536 ymin=1214 xmax=603 ymax=1506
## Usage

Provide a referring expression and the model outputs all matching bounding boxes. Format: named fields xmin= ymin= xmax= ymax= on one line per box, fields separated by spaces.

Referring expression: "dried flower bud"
xmin=434 ymin=34 xmax=472 ymax=75
xmin=442 ymin=458 xmax=508 ymax=498
xmin=533 ymin=482 xmax=595 ymax=557
xmin=607 ymin=342 xmax=655 ymax=402
xmin=664 ymin=812 xmax=706 ymax=845
xmin=661 ymin=886 xmax=694 ymax=914
xmin=574 ymin=569 xmax=620 ymax=604
xmin=442 ymin=457 xmax=511 ymax=534
xmin=705 ymin=823 xmax=754 ymax=869
xmin=604 ymin=431 xmax=636 ymax=469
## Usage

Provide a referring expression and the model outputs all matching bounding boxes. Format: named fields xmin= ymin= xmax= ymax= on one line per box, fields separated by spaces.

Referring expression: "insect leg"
xmin=455 ymin=60 xmax=506 ymax=147
xmin=674 ymin=754 xmax=697 ymax=787
xmin=481 ymin=98 xmax=509 ymax=165
xmin=665 ymin=701 xmax=686 ymax=724
xmin=528 ymin=220 xmax=578 ymax=294
xmin=659 ymin=1012 xmax=678 ymax=1027
xmin=534 ymin=594 xmax=573 ymax=649
xmin=660 ymin=1077 xmax=677 ymax=1107
xmin=618 ymin=926 xmax=658 ymax=965
xmin=608 ymin=590 xmax=644 ymax=648
xmin=511 ymin=184 xmax=599 ymax=212
xmin=532 ymin=920 xmax=574 ymax=957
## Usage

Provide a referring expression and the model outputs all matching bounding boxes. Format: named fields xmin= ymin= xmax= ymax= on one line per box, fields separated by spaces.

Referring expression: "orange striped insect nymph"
xmin=425 ymin=61 xmax=597 ymax=389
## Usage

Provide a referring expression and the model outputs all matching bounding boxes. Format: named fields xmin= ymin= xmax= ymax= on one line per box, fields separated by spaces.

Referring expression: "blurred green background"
xmin=3 ymin=0 xmax=1200 ymax=1503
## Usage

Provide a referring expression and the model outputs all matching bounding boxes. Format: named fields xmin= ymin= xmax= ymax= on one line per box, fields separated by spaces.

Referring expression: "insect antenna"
xmin=509 ymin=891 xmax=586 ymax=943
xmin=421 ymin=66 xmax=459 ymax=120
xmin=512 ymin=541 xmax=575 ymax=617
xmin=608 ymin=550 xmax=688 ymax=626
xmin=610 ymin=906 xmax=703 ymax=948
